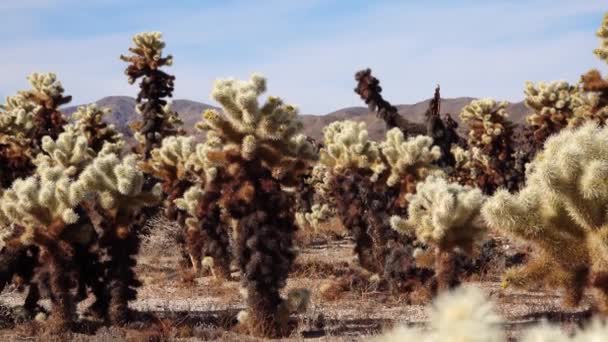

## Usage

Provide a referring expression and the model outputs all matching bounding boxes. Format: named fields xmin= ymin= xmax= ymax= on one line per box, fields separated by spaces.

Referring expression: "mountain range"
xmin=63 ymin=96 xmax=530 ymax=141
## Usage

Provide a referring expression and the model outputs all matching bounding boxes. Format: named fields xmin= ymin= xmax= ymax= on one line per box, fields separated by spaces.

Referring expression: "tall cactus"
xmin=196 ymin=74 xmax=317 ymax=336
xmin=120 ymin=32 xmax=182 ymax=158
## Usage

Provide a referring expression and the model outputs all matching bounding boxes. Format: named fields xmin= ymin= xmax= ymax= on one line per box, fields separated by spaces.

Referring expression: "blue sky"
xmin=0 ymin=0 xmax=606 ymax=114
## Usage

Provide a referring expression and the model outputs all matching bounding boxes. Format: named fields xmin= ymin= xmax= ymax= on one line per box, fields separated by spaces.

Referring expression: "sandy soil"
xmin=0 ymin=237 xmax=593 ymax=341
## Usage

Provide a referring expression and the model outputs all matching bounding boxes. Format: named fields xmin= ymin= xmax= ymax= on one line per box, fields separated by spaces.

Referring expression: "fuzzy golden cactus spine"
xmin=120 ymin=32 xmax=182 ymax=158
xmin=197 ymin=74 xmax=317 ymax=336
xmin=0 ymin=161 xmax=89 ymax=330
xmin=458 ymin=98 xmax=520 ymax=193
xmin=482 ymin=122 xmax=608 ymax=311
xmin=72 ymin=104 xmax=123 ymax=153
xmin=20 ymin=72 xmax=71 ymax=145
xmin=77 ymin=152 xmax=161 ymax=324
xmin=391 ymin=175 xmax=486 ymax=291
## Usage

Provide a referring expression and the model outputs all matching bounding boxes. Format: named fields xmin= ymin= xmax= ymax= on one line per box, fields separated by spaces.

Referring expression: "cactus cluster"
xmin=391 ymin=175 xmax=486 ymax=290
xmin=72 ymin=104 xmax=123 ymax=153
xmin=457 ymin=99 xmax=519 ymax=193
xmin=483 ymin=122 xmax=608 ymax=311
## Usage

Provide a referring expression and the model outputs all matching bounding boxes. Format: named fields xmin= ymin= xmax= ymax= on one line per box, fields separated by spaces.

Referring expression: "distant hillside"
xmin=63 ymin=96 xmax=529 ymax=141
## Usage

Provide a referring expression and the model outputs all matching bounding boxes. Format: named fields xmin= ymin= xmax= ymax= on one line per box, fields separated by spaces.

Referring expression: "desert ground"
xmin=0 ymin=217 xmax=592 ymax=342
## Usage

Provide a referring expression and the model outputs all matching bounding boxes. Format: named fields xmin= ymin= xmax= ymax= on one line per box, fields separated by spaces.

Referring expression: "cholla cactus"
xmin=524 ymin=81 xmax=576 ymax=143
xmin=460 ymin=99 xmax=509 ymax=148
xmin=354 ymin=68 xmax=426 ymax=135
xmin=77 ymin=152 xmax=161 ymax=324
xmin=458 ymin=99 xmax=519 ymax=193
xmin=391 ymin=175 xmax=486 ymax=290
xmin=0 ymin=94 xmax=39 ymax=138
xmin=72 ymin=104 xmax=122 ymax=152
xmin=594 ymin=12 xmax=608 ymax=63
xmin=19 ymin=72 xmax=70 ymax=144
xmin=375 ymin=286 xmax=504 ymax=342
xmin=380 ymin=128 xmax=443 ymax=199
xmin=121 ymin=32 xmax=181 ymax=157
xmin=196 ymin=74 xmax=317 ymax=336
xmin=33 ymin=126 xmax=95 ymax=176
xmin=199 ymin=74 xmax=316 ymax=185
xmin=320 ymin=120 xmax=386 ymax=181
xmin=296 ymin=204 xmax=333 ymax=230
xmin=482 ymin=122 xmax=608 ymax=311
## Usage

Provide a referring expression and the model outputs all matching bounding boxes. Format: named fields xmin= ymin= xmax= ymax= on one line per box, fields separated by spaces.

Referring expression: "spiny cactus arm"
xmin=0 ymin=168 xmax=88 ymax=244
xmin=319 ymin=120 xmax=386 ymax=180
xmin=72 ymin=104 xmax=123 ymax=151
xmin=120 ymin=32 xmax=173 ymax=81
xmin=21 ymin=72 xmax=72 ymax=109
xmin=174 ymin=185 xmax=204 ymax=218
xmin=76 ymin=153 xmax=161 ymax=218
xmin=524 ymin=80 xmax=575 ymax=134
xmin=32 ymin=126 xmax=95 ymax=175
xmin=392 ymin=175 xmax=486 ymax=252
xmin=0 ymin=94 xmax=39 ymax=137
xmin=594 ymin=12 xmax=608 ymax=64
xmin=141 ymin=135 xmax=196 ymax=183
xmin=354 ymin=68 xmax=425 ymax=136
xmin=380 ymin=128 xmax=443 ymax=187
xmin=459 ymin=98 xmax=509 ymax=146
xmin=198 ymin=74 xmax=317 ymax=184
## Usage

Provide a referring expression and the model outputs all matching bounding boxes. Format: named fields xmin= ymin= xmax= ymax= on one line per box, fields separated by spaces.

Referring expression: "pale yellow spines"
xmin=297 ymin=204 xmax=333 ymax=230
xmin=147 ymin=135 xmax=196 ymax=181
xmin=120 ymin=32 xmax=173 ymax=84
xmin=184 ymin=131 xmax=222 ymax=182
xmin=33 ymin=126 xmax=95 ymax=175
xmin=380 ymin=128 xmax=442 ymax=186
xmin=198 ymin=74 xmax=317 ymax=180
xmin=319 ymin=120 xmax=385 ymax=180
xmin=26 ymin=72 xmax=66 ymax=101
xmin=594 ymin=12 xmax=608 ymax=64
xmin=391 ymin=175 xmax=486 ymax=252
xmin=72 ymin=104 xmax=122 ymax=139
xmin=76 ymin=153 xmax=161 ymax=215
xmin=0 ymin=168 xmax=88 ymax=242
xmin=0 ymin=94 xmax=39 ymax=137
xmin=459 ymin=98 xmax=509 ymax=146
xmin=569 ymin=91 xmax=608 ymax=127
xmin=536 ymin=122 xmax=608 ymax=230
xmin=524 ymin=80 xmax=577 ymax=126
xmin=174 ymin=185 xmax=205 ymax=231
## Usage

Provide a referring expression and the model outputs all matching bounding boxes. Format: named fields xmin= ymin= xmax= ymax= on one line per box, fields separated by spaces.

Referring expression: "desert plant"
xmin=423 ymin=85 xmax=464 ymax=168
xmin=482 ymin=122 xmax=608 ymax=312
xmin=391 ymin=175 xmax=486 ymax=291
xmin=120 ymin=32 xmax=183 ymax=157
xmin=196 ymin=73 xmax=317 ymax=336
xmin=458 ymin=99 xmax=520 ymax=193
xmin=354 ymin=68 xmax=426 ymax=136
xmin=320 ymin=120 xmax=386 ymax=272
xmin=77 ymin=153 xmax=161 ymax=324
xmin=71 ymin=104 xmax=123 ymax=153
xmin=0 ymin=72 xmax=71 ymax=187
